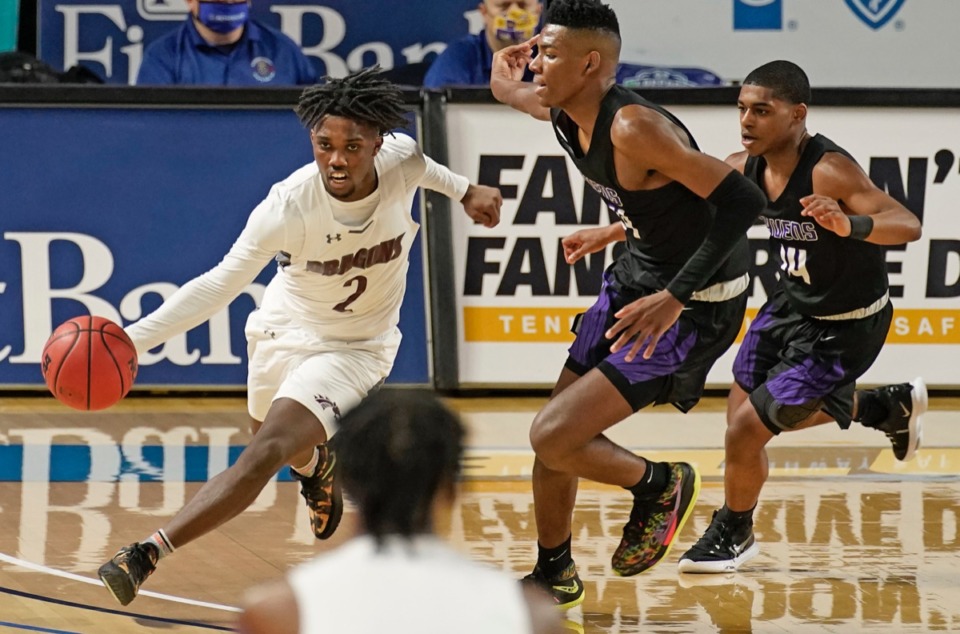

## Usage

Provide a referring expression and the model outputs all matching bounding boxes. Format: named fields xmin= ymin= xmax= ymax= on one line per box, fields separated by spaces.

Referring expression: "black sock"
xmin=854 ymin=389 xmax=886 ymax=428
xmin=627 ymin=459 xmax=670 ymax=500
xmin=717 ymin=504 xmax=755 ymax=526
xmin=537 ymin=535 xmax=572 ymax=579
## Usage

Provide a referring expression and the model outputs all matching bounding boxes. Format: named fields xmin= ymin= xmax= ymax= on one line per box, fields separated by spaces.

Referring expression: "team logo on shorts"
xmin=843 ymin=0 xmax=906 ymax=30
xmin=250 ymin=57 xmax=276 ymax=82
xmin=313 ymin=394 xmax=342 ymax=422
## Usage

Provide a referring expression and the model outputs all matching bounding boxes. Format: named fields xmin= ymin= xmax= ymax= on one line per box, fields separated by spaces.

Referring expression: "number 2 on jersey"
xmin=334 ymin=275 xmax=368 ymax=313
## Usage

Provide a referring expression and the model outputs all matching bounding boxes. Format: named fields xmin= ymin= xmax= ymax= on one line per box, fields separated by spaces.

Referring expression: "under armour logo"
xmin=326 ymin=233 xmax=342 ymax=243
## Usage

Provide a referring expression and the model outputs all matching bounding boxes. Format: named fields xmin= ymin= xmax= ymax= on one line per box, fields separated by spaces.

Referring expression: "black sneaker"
xmin=611 ymin=462 xmax=700 ymax=577
xmin=98 ymin=542 xmax=159 ymax=606
xmin=867 ymin=377 xmax=926 ymax=462
xmin=290 ymin=444 xmax=342 ymax=540
xmin=521 ymin=561 xmax=585 ymax=610
xmin=678 ymin=510 xmax=760 ymax=574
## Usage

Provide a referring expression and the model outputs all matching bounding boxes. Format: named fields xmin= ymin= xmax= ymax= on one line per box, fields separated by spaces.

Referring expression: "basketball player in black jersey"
xmin=678 ymin=60 xmax=926 ymax=574
xmin=491 ymin=0 xmax=768 ymax=607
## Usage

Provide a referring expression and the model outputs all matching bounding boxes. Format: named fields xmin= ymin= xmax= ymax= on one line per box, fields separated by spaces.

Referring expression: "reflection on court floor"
xmin=0 ymin=397 xmax=957 ymax=633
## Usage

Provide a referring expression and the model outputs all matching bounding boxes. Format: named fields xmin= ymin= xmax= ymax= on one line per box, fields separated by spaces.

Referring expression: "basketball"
xmin=41 ymin=316 xmax=139 ymax=411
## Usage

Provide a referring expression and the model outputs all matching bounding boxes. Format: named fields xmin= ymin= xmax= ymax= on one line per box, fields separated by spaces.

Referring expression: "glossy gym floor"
xmin=1 ymin=394 xmax=957 ymax=633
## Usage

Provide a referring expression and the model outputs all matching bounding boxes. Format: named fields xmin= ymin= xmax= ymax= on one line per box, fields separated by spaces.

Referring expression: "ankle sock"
xmin=854 ymin=389 xmax=885 ymax=428
xmin=537 ymin=535 xmax=572 ymax=579
xmin=627 ymin=459 xmax=669 ymax=499
xmin=145 ymin=529 xmax=174 ymax=560
xmin=717 ymin=504 xmax=755 ymax=526
xmin=292 ymin=446 xmax=320 ymax=477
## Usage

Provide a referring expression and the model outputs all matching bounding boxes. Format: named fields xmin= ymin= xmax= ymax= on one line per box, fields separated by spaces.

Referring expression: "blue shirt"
xmin=137 ymin=19 xmax=318 ymax=86
xmin=423 ymin=32 xmax=725 ymax=89
xmin=423 ymin=32 xmax=533 ymax=88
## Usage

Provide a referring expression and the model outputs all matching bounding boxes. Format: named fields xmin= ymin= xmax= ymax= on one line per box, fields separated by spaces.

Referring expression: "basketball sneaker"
xmin=863 ymin=377 xmax=926 ymax=462
xmin=521 ymin=561 xmax=585 ymax=610
xmin=611 ymin=462 xmax=700 ymax=576
xmin=98 ymin=542 xmax=158 ymax=606
xmin=290 ymin=444 xmax=342 ymax=540
xmin=678 ymin=510 xmax=760 ymax=574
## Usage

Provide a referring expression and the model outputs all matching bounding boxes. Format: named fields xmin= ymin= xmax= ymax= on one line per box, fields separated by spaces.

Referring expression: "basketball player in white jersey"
xmin=237 ymin=391 xmax=564 ymax=634
xmin=98 ymin=66 xmax=503 ymax=606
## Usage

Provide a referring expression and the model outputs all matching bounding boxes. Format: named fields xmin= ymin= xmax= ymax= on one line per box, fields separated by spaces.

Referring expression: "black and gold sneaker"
xmin=98 ymin=542 xmax=158 ymax=606
xmin=521 ymin=560 xmax=585 ymax=610
xmin=290 ymin=444 xmax=342 ymax=540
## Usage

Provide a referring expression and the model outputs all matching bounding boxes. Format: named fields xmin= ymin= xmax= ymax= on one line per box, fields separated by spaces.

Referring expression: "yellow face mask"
xmin=492 ymin=6 xmax=538 ymax=44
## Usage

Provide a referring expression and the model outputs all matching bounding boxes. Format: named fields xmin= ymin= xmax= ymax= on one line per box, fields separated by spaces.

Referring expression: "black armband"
xmin=666 ymin=171 xmax=766 ymax=303
xmin=848 ymin=215 xmax=874 ymax=241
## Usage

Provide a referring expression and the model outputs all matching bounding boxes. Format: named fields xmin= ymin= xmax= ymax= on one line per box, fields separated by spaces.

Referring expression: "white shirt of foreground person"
xmin=281 ymin=535 xmax=533 ymax=633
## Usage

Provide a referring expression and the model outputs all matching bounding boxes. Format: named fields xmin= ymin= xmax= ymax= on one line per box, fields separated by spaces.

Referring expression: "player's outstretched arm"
xmin=460 ymin=183 xmax=502 ymax=228
xmin=802 ymin=153 xmax=922 ymax=245
xmin=562 ymin=224 xmax=625 ymax=264
xmin=125 ymin=199 xmax=282 ymax=354
xmin=419 ymin=155 xmax=502 ymax=228
xmin=490 ymin=36 xmax=550 ymax=122
xmin=604 ymin=108 xmax=765 ymax=361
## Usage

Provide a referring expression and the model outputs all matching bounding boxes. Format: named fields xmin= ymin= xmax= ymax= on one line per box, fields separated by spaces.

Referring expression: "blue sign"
xmin=0 ymin=105 xmax=430 ymax=388
xmin=733 ymin=0 xmax=783 ymax=31
xmin=38 ymin=0 xmax=478 ymax=84
xmin=844 ymin=0 xmax=906 ymax=30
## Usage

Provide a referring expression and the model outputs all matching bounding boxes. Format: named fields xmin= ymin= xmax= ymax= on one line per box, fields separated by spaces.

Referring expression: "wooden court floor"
xmin=1 ymin=393 xmax=958 ymax=633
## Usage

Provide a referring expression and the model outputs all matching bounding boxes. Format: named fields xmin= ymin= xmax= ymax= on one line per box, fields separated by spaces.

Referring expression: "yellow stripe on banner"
xmin=466 ymin=306 xmax=960 ymax=344
xmin=463 ymin=307 xmax=587 ymax=342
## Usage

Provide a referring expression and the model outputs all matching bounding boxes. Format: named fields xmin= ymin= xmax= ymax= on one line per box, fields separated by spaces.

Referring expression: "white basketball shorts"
xmin=244 ymin=308 xmax=401 ymax=435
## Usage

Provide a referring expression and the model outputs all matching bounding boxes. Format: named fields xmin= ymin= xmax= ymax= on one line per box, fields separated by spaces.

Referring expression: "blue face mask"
xmin=196 ymin=1 xmax=249 ymax=34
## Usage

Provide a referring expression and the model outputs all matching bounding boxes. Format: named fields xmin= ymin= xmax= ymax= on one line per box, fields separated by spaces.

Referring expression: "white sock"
xmin=145 ymin=529 xmax=175 ymax=559
xmin=292 ymin=447 xmax=320 ymax=477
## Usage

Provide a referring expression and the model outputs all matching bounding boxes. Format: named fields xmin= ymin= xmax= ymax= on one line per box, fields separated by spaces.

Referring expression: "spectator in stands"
xmin=424 ymin=0 xmax=724 ymax=89
xmin=424 ymin=0 xmax=542 ymax=89
xmin=137 ymin=0 xmax=317 ymax=86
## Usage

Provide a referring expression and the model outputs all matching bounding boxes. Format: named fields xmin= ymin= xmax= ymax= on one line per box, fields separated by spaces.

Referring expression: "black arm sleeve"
xmin=665 ymin=170 xmax=766 ymax=303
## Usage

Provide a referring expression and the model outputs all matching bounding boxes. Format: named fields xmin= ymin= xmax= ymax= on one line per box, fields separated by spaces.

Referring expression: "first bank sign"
xmin=39 ymin=0 xmax=465 ymax=84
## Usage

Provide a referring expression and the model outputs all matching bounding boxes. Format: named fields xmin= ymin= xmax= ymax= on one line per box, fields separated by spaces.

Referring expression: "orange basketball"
xmin=41 ymin=316 xmax=139 ymax=411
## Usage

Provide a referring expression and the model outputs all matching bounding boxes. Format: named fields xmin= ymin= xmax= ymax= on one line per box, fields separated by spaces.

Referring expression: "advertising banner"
xmin=608 ymin=0 xmax=959 ymax=88
xmin=0 ymin=105 xmax=430 ymax=388
xmin=445 ymin=103 xmax=960 ymax=387
xmin=37 ymin=0 xmax=478 ymax=84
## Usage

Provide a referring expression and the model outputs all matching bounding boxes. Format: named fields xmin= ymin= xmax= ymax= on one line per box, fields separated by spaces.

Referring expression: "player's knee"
xmin=750 ymin=385 xmax=821 ymax=432
xmin=236 ymin=435 xmax=290 ymax=478
xmin=529 ymin=412 xmax=566 ymax=467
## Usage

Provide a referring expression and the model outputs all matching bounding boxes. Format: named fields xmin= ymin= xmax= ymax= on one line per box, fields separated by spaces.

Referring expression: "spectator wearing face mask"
xmin=423 ymin=0 xmax=542 ymax=89
xmin=136 ymin=0 xmax=318 ymax=86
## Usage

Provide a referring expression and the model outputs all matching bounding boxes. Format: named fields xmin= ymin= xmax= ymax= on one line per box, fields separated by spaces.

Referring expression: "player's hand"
xmin=606 ymin=289 xmax=684 ymax=362
xmin=562 ymin=226 xmax=614 ymax=264
xmin=491 ymin=35 xmax=538 ymax=83
xmin=800 ymin=194 xmax=852 ymax=236
xmin=461 ymin=184 xmax=502 ymax=228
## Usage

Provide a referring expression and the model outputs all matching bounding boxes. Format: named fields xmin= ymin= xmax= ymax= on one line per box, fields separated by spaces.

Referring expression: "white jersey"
xmin=126 ymin=134 xmax=468 ymax=352
xmin=288 ymin=535 xmax=532 ymax=634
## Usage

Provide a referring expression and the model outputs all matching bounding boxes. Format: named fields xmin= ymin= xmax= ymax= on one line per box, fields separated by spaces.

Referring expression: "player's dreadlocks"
xmin=295 ymin=65 xmax=408 ymax=135
xmin=331 ymin=390 xmax=464 ymax=545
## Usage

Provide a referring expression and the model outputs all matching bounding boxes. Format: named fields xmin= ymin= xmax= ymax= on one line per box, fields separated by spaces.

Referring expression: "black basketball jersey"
xmin=744 ymin=133 xmax=888 ymax=316
xmin=550 ymin=85 xmax=749 ymax=295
